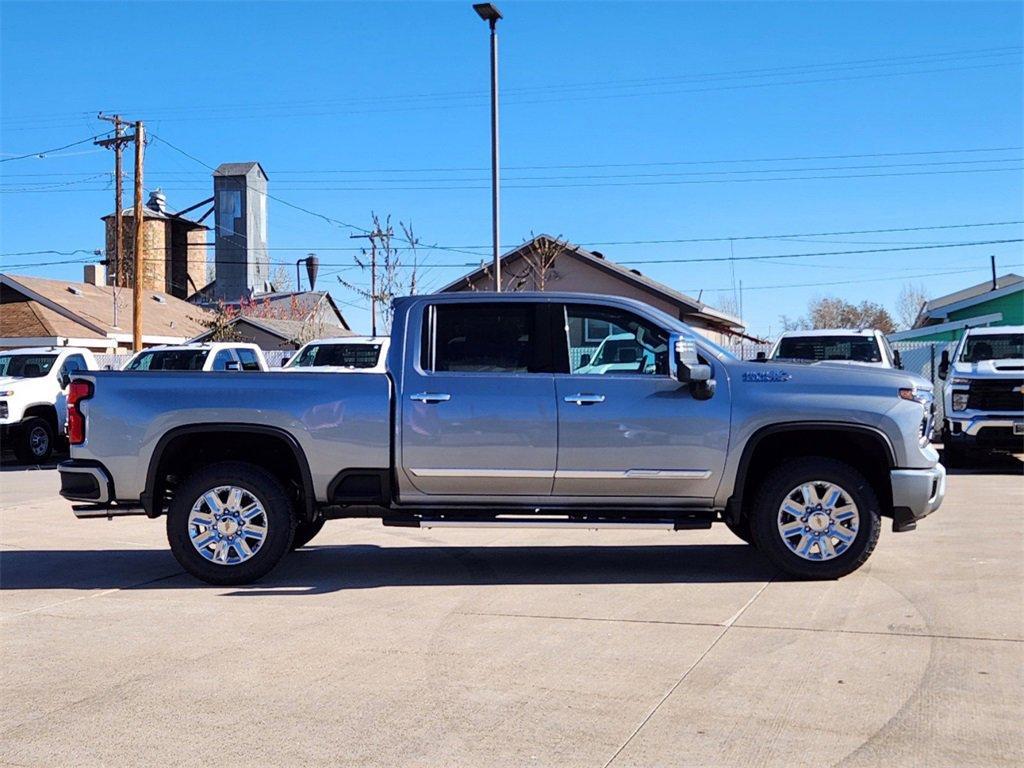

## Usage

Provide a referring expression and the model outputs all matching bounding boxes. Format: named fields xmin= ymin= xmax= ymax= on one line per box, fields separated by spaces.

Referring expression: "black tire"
xmin=750 ymin=457 xmax=881 ymax=580
xmin=166 ymin=461 xmax=295 ymax=586
xmin=724 ymin=515 xmax=755 ymax=546
xmin=13 ymin=417 xmax=54 ymax=464
xmin=291 ymin=518 xmax=326 ymax=550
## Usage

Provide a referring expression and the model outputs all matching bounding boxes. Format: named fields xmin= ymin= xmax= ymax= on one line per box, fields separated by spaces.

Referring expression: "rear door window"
xmin=212 ymin=349 xmax=236 ymax=371
xmin=421 ymin=303 xmax=552 ymax=373
xmin=236 ymin=348 xmax=262 ymax=371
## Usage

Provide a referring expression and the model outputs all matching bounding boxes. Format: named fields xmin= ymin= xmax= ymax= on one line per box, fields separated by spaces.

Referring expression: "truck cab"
xmin=939 ymin=325 xmax=1024 ymax=461
xmin=0 ymin=346 xmax=97 ymax=463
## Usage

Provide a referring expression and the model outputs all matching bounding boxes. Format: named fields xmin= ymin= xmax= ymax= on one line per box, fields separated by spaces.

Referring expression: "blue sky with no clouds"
xmin=1 ymin=1 xmax=1021 ymax=336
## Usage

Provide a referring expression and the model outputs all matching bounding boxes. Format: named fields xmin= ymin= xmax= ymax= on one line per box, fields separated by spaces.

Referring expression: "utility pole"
xmin=96 ymin=114 xmax=131 ymax=326
xmin=473 ymin=3 xmax=503 ymax=291
xmin=350 ymin=225 xmax=391 ymax=337
xmin=132 ymin=121 xmax=145 ymax=352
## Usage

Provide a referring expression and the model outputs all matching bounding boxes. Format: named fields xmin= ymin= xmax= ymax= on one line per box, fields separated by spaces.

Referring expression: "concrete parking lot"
xmin=1 ymin=460 xmax=1022 ymax=767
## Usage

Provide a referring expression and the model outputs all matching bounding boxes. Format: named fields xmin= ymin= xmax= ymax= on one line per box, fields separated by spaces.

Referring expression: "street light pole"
xmin=474 ymin=3 xmax=503 ymax=291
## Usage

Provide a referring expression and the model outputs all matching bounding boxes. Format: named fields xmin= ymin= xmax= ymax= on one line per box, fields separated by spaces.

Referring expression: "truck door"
xmin=399 ymin=301 xmax=558 ymax=497
xmin=552 ymin=302 xmax=730 ymax=500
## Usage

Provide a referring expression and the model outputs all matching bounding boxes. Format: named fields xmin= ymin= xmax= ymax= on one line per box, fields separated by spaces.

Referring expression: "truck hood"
xmin=950 ymin=359 xmax=1024 ymax=379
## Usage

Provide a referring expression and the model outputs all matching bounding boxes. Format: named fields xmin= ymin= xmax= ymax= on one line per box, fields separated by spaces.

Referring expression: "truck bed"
xmin=74 ymin=370 xmax=392 ymax=502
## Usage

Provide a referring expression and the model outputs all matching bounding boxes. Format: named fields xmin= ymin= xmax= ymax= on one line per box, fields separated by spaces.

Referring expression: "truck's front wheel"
xmin=167 ymin=462 xmax=295 ymax=586
xmin=750 ymin=458 xmax=881 ymax=580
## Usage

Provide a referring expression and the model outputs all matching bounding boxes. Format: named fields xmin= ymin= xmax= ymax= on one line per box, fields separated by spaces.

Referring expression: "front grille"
xmin=0 ymin=401 xmax=7 ymax=419
xmin=967 ymin=379 xmax=1024 ymax=411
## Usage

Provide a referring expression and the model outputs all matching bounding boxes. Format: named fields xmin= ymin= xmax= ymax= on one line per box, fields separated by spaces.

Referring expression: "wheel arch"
xmin=143 ymin=424 xmax=315 ymax=521
xmin=728 ymin=422 xmax=895 ymax=524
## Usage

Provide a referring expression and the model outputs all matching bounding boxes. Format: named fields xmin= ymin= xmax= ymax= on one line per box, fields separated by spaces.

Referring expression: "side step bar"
xmin=72 ymin=505 xmax=147 ymax=520
xmin=394 ymin=516 xmax=713 ymax=531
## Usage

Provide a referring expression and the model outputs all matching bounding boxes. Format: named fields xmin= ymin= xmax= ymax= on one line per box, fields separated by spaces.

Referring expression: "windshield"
xmin=126 ymin=349 xmax=209 ymax=371
xmin=0 ymin=354 xmax=58 ymax=378
xmin=959 ymin=333 xmax=1024 ymax=362
xmin=288 ymin=343 xmax=383 ymax=369
xmin=775 ymin=336 xmax=882 ymax=363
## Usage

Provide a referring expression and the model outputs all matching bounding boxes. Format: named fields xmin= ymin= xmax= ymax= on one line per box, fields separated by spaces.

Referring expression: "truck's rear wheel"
xmin=291 ymin=518 xmax=325 ymax=550
xmin=750 ymin=458 xmax=881 ymax=580
xmin=13 ymin=417 xmax=54 ymax=464
xmin=166 ymin=462 xmax=295 ymax=585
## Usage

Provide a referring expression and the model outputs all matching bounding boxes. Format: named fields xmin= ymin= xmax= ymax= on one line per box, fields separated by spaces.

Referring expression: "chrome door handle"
xmin=410 ymin=392 xmax=452 ymax=403
xmin=564 ymin=393 xmax=605 ymax=405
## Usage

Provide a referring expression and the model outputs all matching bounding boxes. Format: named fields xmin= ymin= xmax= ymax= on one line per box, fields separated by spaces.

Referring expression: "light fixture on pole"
xmin=473 ymin=2 xmax=503 ymax=291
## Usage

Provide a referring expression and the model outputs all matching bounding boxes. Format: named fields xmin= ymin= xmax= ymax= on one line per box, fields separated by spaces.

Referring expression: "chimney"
xmin=147 ymin=189 xmax=167 ymax=214
xmin=84 ymin=263 xmax=105 ymax=286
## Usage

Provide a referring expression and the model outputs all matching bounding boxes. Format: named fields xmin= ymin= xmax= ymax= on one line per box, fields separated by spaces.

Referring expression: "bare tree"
xmin=465 ymin=234 xmax=566 ymax=292
xmin=338 ymin=213 xmax=423 ymax=334
xmin=715 ymin=291 xmax=740 ymax=320
xmin=781 ymin=295 xmax=896 ymax=333
xmin=270 ymin=264 xmax=293 ymax=293
xmin=895 ymin=281 xmax=928 ymax=330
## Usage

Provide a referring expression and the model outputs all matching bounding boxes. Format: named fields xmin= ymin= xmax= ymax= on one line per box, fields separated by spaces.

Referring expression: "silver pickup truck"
xmin=59 ymin=292 xmax=945 ymax=585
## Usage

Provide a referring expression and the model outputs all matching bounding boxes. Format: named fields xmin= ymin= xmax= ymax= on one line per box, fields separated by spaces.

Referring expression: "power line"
xmin=3 ymin=237 xmax=1020 ymax=272
xmin=3 ymin=221 xmax=1020 ymax=261
xmin=6 ymin=163 xmax=1021 ymax=194
xmin=0 ymin=133 xmax=109 ymax=163
xmin=4 ymin=45 xmax=1019 ymax=128
xmin=5 ymin=145 xmax=1019 ymax=178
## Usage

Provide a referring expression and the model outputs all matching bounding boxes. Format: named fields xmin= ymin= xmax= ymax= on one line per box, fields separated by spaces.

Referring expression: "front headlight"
xmin=899 ymin=387 xmax=932 ymax=405
xmin=952 ymin=392 xmax=970 ymax=411
xmin=0 ymin=390 xmax=13 ymax=397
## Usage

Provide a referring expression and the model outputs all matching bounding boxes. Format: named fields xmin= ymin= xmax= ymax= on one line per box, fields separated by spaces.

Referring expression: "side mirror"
xmin=669 ymin=334 xmax=715 ymax=400
xmin=579 ymin=353 xmax=592 ymax=368
xmin=893 ymin=350 xmax=903 ymax=369
xmin=281 ymin=356 xmax=291 ymax=367
xmin=225 ymin=360 xmax=241 ymax=371
xmin=938 ymin=350 xmax=950 ymax=380
xmin=57 ymin=371 xmax=70 ymax=389
xmin=755 ymin=351 xmax=767 ymax=362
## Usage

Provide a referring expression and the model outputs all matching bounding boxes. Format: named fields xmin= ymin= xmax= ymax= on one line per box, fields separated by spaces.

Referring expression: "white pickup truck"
xmin=939 ymin=325 xmax=1024 ymax=462
xmin=0 ymin=347 xmax=97 ymax=463
xmin=770 ymin=329 xmax=902 ymax=369
xmin=281 ymin=336 xmax=389 ymax=373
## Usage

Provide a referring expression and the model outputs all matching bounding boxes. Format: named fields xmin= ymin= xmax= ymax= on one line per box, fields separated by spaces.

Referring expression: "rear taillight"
xmin=67 ymin=380 xmax=93 ymax=445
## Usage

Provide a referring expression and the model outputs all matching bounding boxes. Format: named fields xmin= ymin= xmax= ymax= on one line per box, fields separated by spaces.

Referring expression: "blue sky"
xmin=2 ymin=0 xmax=1021 ymax=337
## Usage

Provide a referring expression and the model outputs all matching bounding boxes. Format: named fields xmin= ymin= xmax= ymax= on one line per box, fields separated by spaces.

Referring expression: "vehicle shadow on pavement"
xmin=0 ymin=544 xmax=775 ymax=594
xmin=941 ymin=451 xmax=1023 ymax=476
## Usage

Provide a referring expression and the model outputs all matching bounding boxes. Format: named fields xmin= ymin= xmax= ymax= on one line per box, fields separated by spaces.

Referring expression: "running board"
xmin=72 ymin=505 xmax=147 ymax=520
xmin=406 ymin=517 xmax=713 ymax=531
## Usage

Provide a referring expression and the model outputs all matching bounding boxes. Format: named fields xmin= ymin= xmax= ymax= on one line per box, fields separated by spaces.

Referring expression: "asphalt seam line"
xmin=457 ymin=610 xmax=1022 ymax=644
xmin=600 ymin=578 xmax=775 ymax=768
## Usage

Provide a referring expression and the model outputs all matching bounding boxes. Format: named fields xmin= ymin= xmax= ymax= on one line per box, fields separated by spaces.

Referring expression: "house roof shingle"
xmin=0 ymin=273 xmax=211 ymax=341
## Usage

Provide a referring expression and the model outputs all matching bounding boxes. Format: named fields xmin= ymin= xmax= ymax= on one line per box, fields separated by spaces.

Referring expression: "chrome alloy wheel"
xmin=28 ymin=425 xmax=49 ymax=457
xmin=188 ymin=486 xmax=268 ymax=566
xmin=777 ymin=481 xmax=859 ymax=562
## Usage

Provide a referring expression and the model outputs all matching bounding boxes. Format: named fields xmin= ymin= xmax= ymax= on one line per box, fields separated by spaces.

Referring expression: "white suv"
xmin=0 ymin=347 xmax=98 ymax=463
xmin=123 ymin=343 xmax=268 ymax=372
xmin=769 ymin=329 xmax=901 ymax=369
